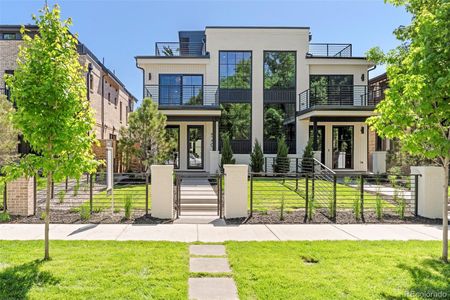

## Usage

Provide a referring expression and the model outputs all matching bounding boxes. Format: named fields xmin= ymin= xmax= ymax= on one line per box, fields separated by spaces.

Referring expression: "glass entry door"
xmin=187 ymin=125 xmax=204 ymax=169
xmin=332 ymin=126 xmax=354 ymax=169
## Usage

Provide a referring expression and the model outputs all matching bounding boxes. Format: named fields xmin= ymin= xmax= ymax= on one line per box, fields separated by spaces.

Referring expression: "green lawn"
xmin=0 ymin=240 xmax=188 ymax=300
xmin=77 ymin=184 xmax=149 ymax=212
xmin=226 ymin=241 xmax=450 ymax=300
xmin=249 ymin=178 xmax=397 ymax=212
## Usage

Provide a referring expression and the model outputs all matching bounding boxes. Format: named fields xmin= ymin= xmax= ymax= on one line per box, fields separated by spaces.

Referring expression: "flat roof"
xmin=205 ymin=26 xmax=310 ymax=30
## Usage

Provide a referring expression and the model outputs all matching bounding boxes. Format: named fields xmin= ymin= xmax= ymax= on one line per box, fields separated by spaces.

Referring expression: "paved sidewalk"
xmin=0 ymin=223 xmax=447 ymax=242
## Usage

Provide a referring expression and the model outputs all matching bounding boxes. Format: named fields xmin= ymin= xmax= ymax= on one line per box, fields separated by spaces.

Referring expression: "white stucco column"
xmin=411 ymin=166 xmax=446 ymax=219
xmin=150 ymin=165 xmax=174 ymax=219
xmin=224 ymin=164 xmax=248 ymax=218
xmin=372 ymin=151 xmax=387 ymax=174
xmin=209 ymin=151 xmax=219 ymax=174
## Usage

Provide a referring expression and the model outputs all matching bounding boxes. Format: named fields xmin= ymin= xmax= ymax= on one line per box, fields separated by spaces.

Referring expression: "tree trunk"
xmin=443 ymin=161 xmax=449 ymax=263
xmin=44 ymin=172 xmax=52 ymax=260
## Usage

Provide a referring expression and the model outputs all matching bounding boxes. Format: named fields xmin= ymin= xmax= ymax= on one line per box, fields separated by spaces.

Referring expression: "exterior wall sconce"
xmin=148 ymin=73 xmax=152 ymax=80
xmin=361 ymin=126 xmax=365 ymax=134
xmin=361 ymin=74 xmax=365 ymax=82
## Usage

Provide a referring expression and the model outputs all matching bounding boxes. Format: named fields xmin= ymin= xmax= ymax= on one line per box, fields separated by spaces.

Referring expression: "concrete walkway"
xmin=188 ymin=245 xmax=238 ymax=300
xmin=0 ymin=223 xmax=447 ymax=242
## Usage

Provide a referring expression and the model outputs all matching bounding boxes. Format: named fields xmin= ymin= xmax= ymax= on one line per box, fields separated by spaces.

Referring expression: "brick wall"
xmin=6 ymin=177 xmax=35 ymax=216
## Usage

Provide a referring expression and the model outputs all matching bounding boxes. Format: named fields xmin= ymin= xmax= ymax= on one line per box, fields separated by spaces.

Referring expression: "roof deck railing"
xmin=308 ymin=43 xmax=352 ymax=57
xmin=155 ymin=42 xmax=206 ymax=57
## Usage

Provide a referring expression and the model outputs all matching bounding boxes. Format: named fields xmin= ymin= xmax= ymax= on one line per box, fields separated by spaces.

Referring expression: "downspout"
xmin=136 ymin=59 xmax=145 ymax=100
xmin=87 ymin=63 xmax=93 ymax=101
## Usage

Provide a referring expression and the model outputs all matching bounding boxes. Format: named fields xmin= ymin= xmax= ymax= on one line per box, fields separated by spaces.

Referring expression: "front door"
xmin=187 ymin=125 xmax=204 ymax=169
xmin=332 ymin=126 xmax=354 ymax=169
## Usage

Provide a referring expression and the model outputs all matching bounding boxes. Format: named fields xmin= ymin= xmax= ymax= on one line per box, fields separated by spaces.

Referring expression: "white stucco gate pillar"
xmin=223 ymin=164 xmax=248 ymax=219
xmin=411 ymin=166 xmax=446 ymax=219
xmin=150 ymin=165 xmax=174 ymax=219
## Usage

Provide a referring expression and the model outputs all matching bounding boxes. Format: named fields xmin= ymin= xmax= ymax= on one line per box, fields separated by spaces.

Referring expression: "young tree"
xmin=126 ymin=98 xmax=170 ymax=173
xmin=220 ymin=134 xmax=235 ymax=170
xmin=118 ymin=126 xmax=135 ymax=172
xmin=0 ymin=95 xmax=18 ymax=166
xmin=250 ymin=139 xmax=264 ymax=173
xmin=366 ymin=0 xmax=449 ymax=262
xmin=3 ymin=5 xmax=98 ymax=260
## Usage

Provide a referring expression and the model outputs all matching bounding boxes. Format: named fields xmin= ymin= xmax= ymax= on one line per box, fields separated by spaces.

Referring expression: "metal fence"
xmin=34 ymin=172 xmax=151 ymax=219
xmin=248 ymin=158 xmax=419 ymax=222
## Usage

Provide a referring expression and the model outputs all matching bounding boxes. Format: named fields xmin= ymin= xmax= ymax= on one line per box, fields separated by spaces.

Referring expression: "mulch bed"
xmin=225 ymin=209 xmax=442 ymax=225
xmin=4 ymin=208 xmax=442 ymax=225
xmin=6 ymin=209 xmax=171 ymax=224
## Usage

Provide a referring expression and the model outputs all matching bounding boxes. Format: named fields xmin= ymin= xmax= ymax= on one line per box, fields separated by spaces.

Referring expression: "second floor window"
xmin=159 ymin=74 xmax=203 ymax=105
xmin=219 ymin=51 xmax=251 ymax=89
xmin=264 ymin=51 xmax=296 ymax=89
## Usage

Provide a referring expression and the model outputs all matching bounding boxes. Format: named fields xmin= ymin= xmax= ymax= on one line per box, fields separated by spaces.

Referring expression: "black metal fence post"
xmin=250 ymin=173 xmax=253 ymax=217
xmin=414 ymin=174 xmax=419 ymax=216
xmin=264 ymin=157 xmax=267 ymax=173
xmin=360 ymin=175 xmax=365 ymax=222
xmin=304 ymin=174 xmax=309 ymax=222
xmin=295 ymin=172 xmax=299 ymax=191
xmin=89 ymin=174 xmax=93 ymax=213
xmin=145 ymin=173 xmax=149 ymax=215
xmin=65 ymin=177 xmax=68 ymax=192
xmin=333 ymin=175 xmax=337 ymax=220
xmin=51 ymin=180 xmax=54 ymax=200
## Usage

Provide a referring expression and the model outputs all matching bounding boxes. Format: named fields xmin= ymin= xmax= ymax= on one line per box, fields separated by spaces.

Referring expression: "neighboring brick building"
xmin=0 ymin=25 xmax=137 ymax=170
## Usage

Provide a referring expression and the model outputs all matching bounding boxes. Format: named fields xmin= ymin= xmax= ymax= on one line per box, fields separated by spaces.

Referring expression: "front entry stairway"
xmin=179 ymin=178 xmax=219 ymax=216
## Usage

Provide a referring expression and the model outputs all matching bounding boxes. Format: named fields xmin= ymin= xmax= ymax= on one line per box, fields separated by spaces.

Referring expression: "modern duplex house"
xmin=0 ymin=25 xmax=137 ymax=168
xmin=136 ymin=26 xmax=381 ymax=173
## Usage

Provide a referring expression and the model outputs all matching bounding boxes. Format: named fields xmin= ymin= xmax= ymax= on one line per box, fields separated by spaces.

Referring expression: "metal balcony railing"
xmin=155 ymin=42 xmax=206 ymax=57
xmin=145 ymin=84 xmax=219 ymax=107
xmin=308 ymin=43 xmax=352 ymax=57
xmin=298 ymin=85 xmax=379 ymax=111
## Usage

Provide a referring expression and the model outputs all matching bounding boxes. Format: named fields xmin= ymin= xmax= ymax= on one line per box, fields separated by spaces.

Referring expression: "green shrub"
xmin=40 ymin=211 xmax=46 ymax=220
xmin=57 ymin=190 xmax=65 ymax=203
xmin=250 ymin=139 xmax=264 ymax=173
xmin=274 ymin=136 xmax=289 ymax=173
xmin=124 ymin=195 xmax=133 ymax=220
xmin=307 ymin=198 xmax=315 ymax=222
xmin=80 ymin=206 xmax=90 ymax=221
xmin=375 ymin=193 xmax=383 ymax=220
xmin=301 ymin=139 xmax=314 ymax=173
xmin=113 ymin=207 xmax=120 ymax=214
xmin=353 ymin=194 xmax=361 ymax=221
xmin=220 ymin=134 xmax=235 ymax=170
xmin=73 ymin=179 xmax=80 ymax=196
xmin=0 ymin=212 xmax=11 ymax=223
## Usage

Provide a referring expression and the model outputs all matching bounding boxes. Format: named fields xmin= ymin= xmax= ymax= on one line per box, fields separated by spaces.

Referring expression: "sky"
xmin=0 ymin=0 xmax=411 ymax=103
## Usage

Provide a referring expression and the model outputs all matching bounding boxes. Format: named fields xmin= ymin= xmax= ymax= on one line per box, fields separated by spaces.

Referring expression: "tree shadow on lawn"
xmin=0 ymin=259 xmax=59 ymax=300
xmin=381 ymin=258 xmax=450 ymax=299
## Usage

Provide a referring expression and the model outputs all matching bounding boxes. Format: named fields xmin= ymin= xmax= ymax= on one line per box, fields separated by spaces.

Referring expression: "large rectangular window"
xmin=264 ymin=51 xmax=296 ymax=89
xmin=263 ymin=103 xmax=296 ymax=154
xmin=310 ymin=75 xmax=353 ymax=105
xmin=219 ymin=103 xmax=251 ymax=154
xmin=159 ymin=74 xmax=203 ymax=105
xmin=219 ymin=51 xmax=251 ymax=89
xmin=332 ymin=126 xmax=354 ymax=169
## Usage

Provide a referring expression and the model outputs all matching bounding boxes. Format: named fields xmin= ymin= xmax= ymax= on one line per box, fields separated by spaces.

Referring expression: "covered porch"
xmin=163 ymin=110 xmax=221 ymax=174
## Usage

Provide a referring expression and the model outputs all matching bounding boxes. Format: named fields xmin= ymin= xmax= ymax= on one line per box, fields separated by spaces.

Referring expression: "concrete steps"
xmin=179 ymin=178 xmax=218 ymax=217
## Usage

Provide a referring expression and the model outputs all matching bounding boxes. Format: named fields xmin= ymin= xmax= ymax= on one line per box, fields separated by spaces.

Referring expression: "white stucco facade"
xmin=136 ymin=27 xmax=375 ymax=172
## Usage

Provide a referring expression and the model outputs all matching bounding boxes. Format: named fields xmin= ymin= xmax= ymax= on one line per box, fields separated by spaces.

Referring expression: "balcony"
xmin=155 ymin=42 xmax=206 ymax=57
xmin=145 ymin=84 xmax=219 ymax=108
xmin=263 ymin=88 xmax=296 ymax=103
xmin=298 ymin=85 xmax=380 ymax=112
xmin=308 ymin=43 xmax=352 ymax=57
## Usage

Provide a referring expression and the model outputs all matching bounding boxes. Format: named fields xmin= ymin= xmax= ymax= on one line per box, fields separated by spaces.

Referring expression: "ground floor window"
xmin=263 ymin=103 xmax=296 ymax=154
xmin=308 ymin=125 xmax=325 ymax=163
xmin=332 ymin=126 xmax=354 ymax=169
xmin=166 ymin=125 xmax=180 ymax=169
xmin=219 ymin=103 xmax=251 ymax=154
